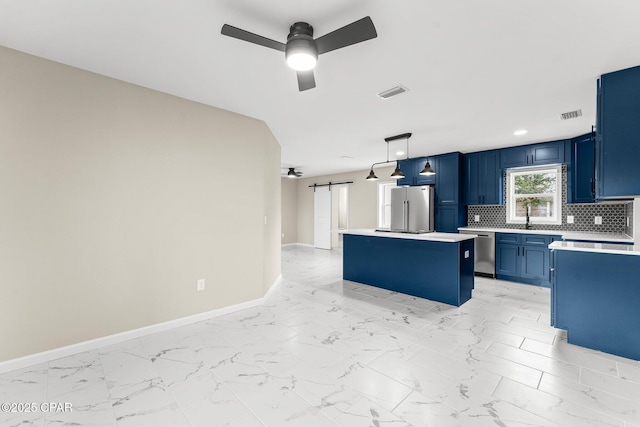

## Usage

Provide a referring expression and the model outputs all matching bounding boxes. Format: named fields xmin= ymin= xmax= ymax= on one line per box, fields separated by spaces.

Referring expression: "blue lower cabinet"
xmin=496 ymin=244 xmax=519 ymax=277
xmin=495 ymin=233 xmax=560 ymax=287
xmin=553 ymin=249 xmax=640 ymax=360
xmin=521 ymin=246 xmax=548 ymax=281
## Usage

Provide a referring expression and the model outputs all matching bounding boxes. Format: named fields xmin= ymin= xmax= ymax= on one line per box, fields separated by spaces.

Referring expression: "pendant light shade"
xmin=419 ymin=161 xmax=435 ymax=176
xmin=390 ymin=163 xmax=405 ymax=179
xmin=366 ymin=132 xmax=415 ymax=182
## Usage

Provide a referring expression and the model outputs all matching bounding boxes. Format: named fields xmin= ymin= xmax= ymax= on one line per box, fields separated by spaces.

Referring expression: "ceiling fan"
xmin=282 ymin=167 xmax=303 ymax=178
xmin=221 ymin=16 xmax=377 ymax=91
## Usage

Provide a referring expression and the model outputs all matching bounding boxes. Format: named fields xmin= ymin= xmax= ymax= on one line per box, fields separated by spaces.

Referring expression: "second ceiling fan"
xmin=221 ymin=16 xmax=377 ymax=91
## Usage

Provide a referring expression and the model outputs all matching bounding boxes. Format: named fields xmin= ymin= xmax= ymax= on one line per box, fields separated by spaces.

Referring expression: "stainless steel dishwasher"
xmin=459 ymin=230 xmax=495 ymax=277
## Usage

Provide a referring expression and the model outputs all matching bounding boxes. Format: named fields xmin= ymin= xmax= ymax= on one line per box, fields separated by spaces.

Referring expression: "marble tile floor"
xmin=2 ymin=244 xmax=640 ymax=426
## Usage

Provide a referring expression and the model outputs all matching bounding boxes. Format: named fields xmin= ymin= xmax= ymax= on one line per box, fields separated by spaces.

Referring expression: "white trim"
xmin=0 ymin=275 xmax=283 ymax=374
xmin=506 ymin=165 xmax=562 ymax=225
xmin=264 ymin=274 xmax=282 ymax=300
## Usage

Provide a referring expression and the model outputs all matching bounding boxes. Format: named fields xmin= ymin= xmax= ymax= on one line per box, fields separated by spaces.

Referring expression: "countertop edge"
xmin=342 ymin=229 xmax=476 ymax=243
xmin=549 ymin=241 xmax=640 ymax=256
xmin=458 ymin=227 xmax=633 ymax=243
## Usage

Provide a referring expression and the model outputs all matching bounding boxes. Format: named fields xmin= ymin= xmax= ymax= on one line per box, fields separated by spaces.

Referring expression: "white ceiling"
xmin=2 ymin=0 xmax=640 ymax=178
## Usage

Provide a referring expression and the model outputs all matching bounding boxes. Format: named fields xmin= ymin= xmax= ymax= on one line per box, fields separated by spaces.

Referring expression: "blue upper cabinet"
xmin=465 ymin=150 xmax=502 ymax=205
xmin=395 ymin=158 xmax=414 ymax=186
xmin=500 ymin=140 xmax=566 ymax=169
xmin=596 ymin=65 xmax=640 ymax=200
xmin=396 ymin=157 xmax=436 ymax=186
xmin=415 ymin=157 xmax=437 ymax=185
xmin=567 ymin=132 xmax=595 ymax=204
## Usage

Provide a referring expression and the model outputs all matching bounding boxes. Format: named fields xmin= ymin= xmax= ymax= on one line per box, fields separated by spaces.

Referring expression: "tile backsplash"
xmin=625 ymin=201 xmax=634 ymax=236
xmin=466 ymin=166 xmax=631 ymax=233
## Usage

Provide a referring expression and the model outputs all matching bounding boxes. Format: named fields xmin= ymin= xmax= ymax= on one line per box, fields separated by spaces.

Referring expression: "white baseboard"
xmin=281 ymin=243 xmax=314 ymax=247
xmin=0 ymin=275 xmax=283 ymax=375
xmin=264 ymin=274 xmax=282 ymax=300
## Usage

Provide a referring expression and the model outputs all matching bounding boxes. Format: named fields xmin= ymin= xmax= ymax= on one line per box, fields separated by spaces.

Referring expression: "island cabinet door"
xmin=496 ymin=244 xmax=519 ymax=277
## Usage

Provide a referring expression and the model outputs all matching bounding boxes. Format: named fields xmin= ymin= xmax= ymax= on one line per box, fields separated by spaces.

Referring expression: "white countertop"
xmin=342 ymin=229 xmax=476 ymax=243
xmin=458 ymin=227 xmax=633 ymax=243
xmin=549 ymin=240 xmax=640 ymax=256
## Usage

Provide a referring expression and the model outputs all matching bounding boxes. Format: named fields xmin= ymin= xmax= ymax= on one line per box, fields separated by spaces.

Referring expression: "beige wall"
xmin=0 ymin=46 xmax=281 ymax=362
xmin=281 ymin=178 xmax=298 ymax=244
xmin=295 ymin=166 xmax=395 ymax=245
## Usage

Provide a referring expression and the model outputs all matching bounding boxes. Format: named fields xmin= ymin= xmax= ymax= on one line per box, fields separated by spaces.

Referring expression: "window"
xmin=377 ymin=181 xmax=395 ymax=229
xmin=506 ymin=165 xmax=561 ymax=225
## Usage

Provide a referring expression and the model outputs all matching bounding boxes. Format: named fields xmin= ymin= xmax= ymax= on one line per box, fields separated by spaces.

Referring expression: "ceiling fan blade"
xmin=221 ymin=24 xmax=286 ymax=52
xmin=315 ymin=16 xmax=377 ymax=55
xmin=297 ymin=71 xmax=316 ymax=91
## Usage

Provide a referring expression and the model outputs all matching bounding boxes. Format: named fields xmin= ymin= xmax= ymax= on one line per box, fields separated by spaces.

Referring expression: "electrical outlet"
xmin=474 ymin=215 xmax=480 ymax=222
xmin=197 ymin=279 xmax=205 ymax=291
xmin=594 ymin=216 xmax=602 ymax=225
xmin=567 ymin=215 xmax=574 ymax=224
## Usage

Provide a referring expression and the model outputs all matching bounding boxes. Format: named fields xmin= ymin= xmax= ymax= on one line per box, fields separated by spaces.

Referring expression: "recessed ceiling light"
xmin=396 ymin=151 xmax=405 ymax=156
xmin=513 ymin=129 xmax=528 ymax=136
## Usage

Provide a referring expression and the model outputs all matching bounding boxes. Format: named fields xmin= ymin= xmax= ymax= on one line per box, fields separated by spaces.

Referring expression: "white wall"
xmin=0 ymin=45 xmax=281 ymax=362
xmin=281 ymin=178 xmax=298 ymax=244
xmin=294 ymin=166 xmax=395 ymax=245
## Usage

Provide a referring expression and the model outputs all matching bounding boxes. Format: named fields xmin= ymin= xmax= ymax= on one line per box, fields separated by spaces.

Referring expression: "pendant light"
xmin=419 ymin=161 xmax=435 ymax=176
xmin=390 ymin=162 xmax=404 ymax=179
xmin=365 ymin=132 xmax=414 ymax=181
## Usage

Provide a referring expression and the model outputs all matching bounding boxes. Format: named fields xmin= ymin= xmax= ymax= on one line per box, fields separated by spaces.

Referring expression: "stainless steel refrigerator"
xmin=390 ymin=186 xmax=435 ymax=233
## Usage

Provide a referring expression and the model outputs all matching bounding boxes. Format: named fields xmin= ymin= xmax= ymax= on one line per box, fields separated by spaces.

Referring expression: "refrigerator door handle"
xmin=404 ymin=200 xmax=409 ymax=231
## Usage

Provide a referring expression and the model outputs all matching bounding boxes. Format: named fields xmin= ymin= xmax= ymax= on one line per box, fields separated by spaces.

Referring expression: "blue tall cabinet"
xmin=435 ymin=152 xmax=465 ymax=233
xmin=596 ymin=65 xmax=640 ymax=199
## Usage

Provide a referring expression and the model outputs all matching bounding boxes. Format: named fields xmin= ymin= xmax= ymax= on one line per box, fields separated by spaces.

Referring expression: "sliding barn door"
xmin=314 ymin=186 xmax=332 ymax=250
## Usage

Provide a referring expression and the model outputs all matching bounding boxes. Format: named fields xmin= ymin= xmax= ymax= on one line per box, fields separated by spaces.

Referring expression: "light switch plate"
xmin=594 ymin=216 xmax=602 ymax=225
xmin=197 ymin=279 xmax=205 ymax=291
xmin=567 ymin=215 xmax=574 ymax=224
xmin=464 ymin=250 xmax=470 ymax=258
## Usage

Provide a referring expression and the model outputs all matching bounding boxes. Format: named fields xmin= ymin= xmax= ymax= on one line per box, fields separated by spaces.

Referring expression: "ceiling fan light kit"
xmin=286 ymin=167 xmax=302 ymax=178
xmin=285 ymin=23 xmax=318 ymax=71
xmin=221 ymin=16 xmax=377 ymax=91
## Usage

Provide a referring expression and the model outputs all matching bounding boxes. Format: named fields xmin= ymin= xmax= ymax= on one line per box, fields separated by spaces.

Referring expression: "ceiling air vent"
xmin=377 ymin=85 xmax=409 ymax=100
xmin=559 ymin=109 xmax=583 ymax=120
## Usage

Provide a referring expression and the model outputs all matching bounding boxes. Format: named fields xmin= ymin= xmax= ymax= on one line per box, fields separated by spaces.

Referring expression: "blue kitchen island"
xmin=550 ymin=241 xmax=640 ymax=361
xmin=342 ymin=229 xmax=476 ymax=306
